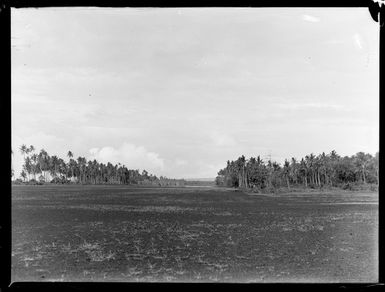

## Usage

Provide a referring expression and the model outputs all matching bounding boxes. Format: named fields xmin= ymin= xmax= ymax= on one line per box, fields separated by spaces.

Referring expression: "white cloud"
xmin=302 ymin=14 xmax=320 ymax=23
xmin=88 ymin=142 xmax=165 ymax=173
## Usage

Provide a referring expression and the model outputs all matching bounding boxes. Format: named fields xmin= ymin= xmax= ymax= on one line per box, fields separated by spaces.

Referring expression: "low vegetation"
xmin=11 ymin=185 xmax=378 ymax=282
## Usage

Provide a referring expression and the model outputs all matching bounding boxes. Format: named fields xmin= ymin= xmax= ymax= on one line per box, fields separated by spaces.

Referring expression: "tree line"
xmin=12 ymin=144 xmax=185 ymax=186
xmin=215 ymin=151 xmax=379 ymax=191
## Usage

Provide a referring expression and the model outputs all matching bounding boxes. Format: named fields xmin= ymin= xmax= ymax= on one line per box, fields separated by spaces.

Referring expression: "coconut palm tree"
xmin=24 ymin=156 xmax=33 ymax=181
xmin=283 ymin=159 xmax=291 ymax=189
xmin=77 ymin=157 xmax=87 ymax=184
xmin=319 ymin=152 xmax=329 ymax=185
xmin=30 ymin=153 xmax=39 ymax=180
xmin=11 ymin=149 xmax=14 ymax=180
xmin=67 ymin=151 xmax=74 ymax=181
xmin=329 ymin=150 xmax=340 ymax=186
xmin=234 ymin=155 xmax=248 ymax=188
xmin=300 ymin=158 xmax=308 ymax=187
xmin=290 ymin=157 xmax=299 ymax=185
xmin=29 ymin=145 xmax=35 ymax=155
xmin=20 ymin=170 xmax=27 ymax=182
xmin=49 ymin=155 xmax=60 ymax=179
xmin=20 ymin=144 xmax=27 ymax=162
xmin=38 ymin=149 xmax=50 ymax=182
xmin=374 ymin=152 xmax=379 ymax=184
xmin=354 ymin=152 xmax=372 ymax=184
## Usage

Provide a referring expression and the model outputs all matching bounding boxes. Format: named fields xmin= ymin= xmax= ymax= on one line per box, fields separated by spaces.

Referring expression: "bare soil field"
xmin=11 ymin=185 xmax=378 ymax=282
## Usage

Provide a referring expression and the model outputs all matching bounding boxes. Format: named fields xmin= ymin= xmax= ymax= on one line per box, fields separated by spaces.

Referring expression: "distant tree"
xmin=299 ymin=158 xmax=308 ymax=187
xmin=11 ymin=149 xmax=14 ymax=180
xmin=38 ymin=174 xmax=45 ymax=184
xmin=318 ymin=152 xmax=328 ymax=186
xmin=20 ymin=170 xmax=27 ymax=182
xmin=23 ymin=156 xmax=32 ymax=181
xmin=38 ymin=149 xmax=50 ymax=182
xmin=329 ymin=150 xmax=340 ymax=186
xmin=289 ymin=157 xmax=298 ymax=185
xmin=29 ymin=145 xmax=35 ymax=155
xmin=353 ymin=152 xmax=372 ymax=184
xmin=20 ymin=144 xmax=27 ymax=161
xmin=234 ymin=155 xmax=248 ymax=188
xmin=77 ymin=157 xmax=87 ymax=184
xmin=283 ymin=159 xmax=291 ymax=189
xmin=30 ymin=153 xmax=39 ymax=180
xmin=49 ymin=155 xmax=61 ymax=179
xmin=373 ymin=152 xmax=379 ymax=184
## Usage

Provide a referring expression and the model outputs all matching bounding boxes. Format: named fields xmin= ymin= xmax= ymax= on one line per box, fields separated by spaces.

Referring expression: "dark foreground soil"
xmin=11 ymin=185 xmax=378 ymax=282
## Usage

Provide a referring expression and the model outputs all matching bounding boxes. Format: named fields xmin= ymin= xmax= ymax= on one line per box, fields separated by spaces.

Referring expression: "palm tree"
xmin=77 ymin=157 xmax=87 ymax=184
xmin=283 ymin=159 xmax=291 ymax=189
xmin=38 ymin=149 xmax=50 ymax=182
xmin=24 ymin=156 xmax=32 ymax=181
xmin=290 ymin=157 xmax=299 ymax=185
xmin=11 ymin=149 xmax=14 ymax=180
xmin=319 ymin=152 xmax=329 ymax=186
xmin=58 ymin=158 xmax=67 ymax=181
xmin=374 ymin=152 xmax=379 ymax=184
xmin=300 ymin=158 xmax=308 ymax=187
xmin=20 ymin=170 xmax=27 ymax=182
xmin=235 ymin=155 xmax=248 ymax=188
xmin=67 ymin=151 xmax=74 ymax=182
xmin=29 ymin=145 xmax=35 ymax=155
xmin=305 ymin=154 xmax=316 ymax=186
xmin=266 ymin=160 xmax=274 ymax=188
xmin=30 ymin=153 xmax=39 ymax=180
xmin=49 ymin=155 xmax=60 ymax=179
xmin=354 ymin=152 xmax=372 ymax=184
xmin=20 ymin=144 xmax=27 ymax=161
xmin=313 ymin=156 xmax=321 ymax=187
xmin=329 ymin=150 xmax=340 ymax=186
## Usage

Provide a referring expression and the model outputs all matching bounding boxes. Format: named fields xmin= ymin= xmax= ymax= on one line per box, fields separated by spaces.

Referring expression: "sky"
xmin=11 ymin=8 xmax=379 ymax=179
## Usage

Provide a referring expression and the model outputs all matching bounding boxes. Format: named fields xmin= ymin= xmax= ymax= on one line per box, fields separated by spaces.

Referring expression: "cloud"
xmin=88 ymin=142 xmax=165 ymax=173
xmin=302 ymin=14 xmax=320 ymax=23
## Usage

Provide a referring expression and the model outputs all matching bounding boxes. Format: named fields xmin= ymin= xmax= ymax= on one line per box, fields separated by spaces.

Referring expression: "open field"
xmin=11 ymin=185 xmax=378 ymax=282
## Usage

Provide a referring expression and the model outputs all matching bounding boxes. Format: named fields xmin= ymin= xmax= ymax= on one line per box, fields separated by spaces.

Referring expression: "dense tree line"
xmin=216 ymin=151 xmax=379 ymax=191
xmin=13 ymin=144 xmax=185 ymax=186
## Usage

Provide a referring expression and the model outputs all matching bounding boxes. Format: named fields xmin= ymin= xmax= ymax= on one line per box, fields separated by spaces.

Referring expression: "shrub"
xmin=51 ymin=177 xmax=69 ymax=184
xmin=342 ymin=183 xmax=352 ymax=190
xmin=38 ymin=175 xmax=45 ymax=184
xmin=13 ymin=178 xmax=24 ymax=185
xmin=28 ymin=179 xmax=38 ymax=185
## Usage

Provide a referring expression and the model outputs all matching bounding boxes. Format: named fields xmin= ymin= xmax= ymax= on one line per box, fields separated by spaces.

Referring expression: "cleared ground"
xmin=11 ymin=185 xmax=378 ymax=282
